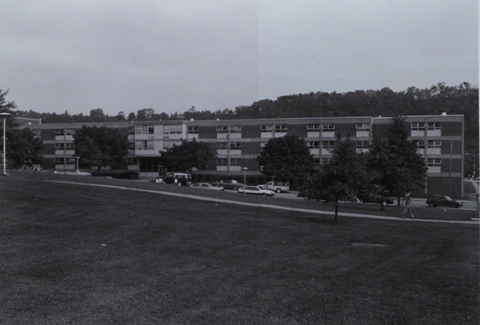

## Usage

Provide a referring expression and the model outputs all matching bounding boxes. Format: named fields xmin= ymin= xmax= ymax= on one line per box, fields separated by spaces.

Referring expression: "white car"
xmin=237 ymin=186 xmax=275 ymax=196
xmin=190 ymin=183 xmax=224 ymax=191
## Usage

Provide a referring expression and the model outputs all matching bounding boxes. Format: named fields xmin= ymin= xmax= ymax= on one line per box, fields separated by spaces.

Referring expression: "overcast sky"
xmin=1 ymin=0 xmax=477 ymax=116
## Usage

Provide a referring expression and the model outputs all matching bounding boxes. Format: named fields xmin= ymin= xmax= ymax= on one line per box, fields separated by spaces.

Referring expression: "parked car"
xmin=163 ymin=172 xmax=192 ymax=186
xmin=190 ymin=183 xmax=224 ymax=191
xmin=265 ymin=181 xmax=290 ymax=193
xmin=426 ymin=195 xmax=463 ymax=208
xmin=238 ymin=186 xmax=275 ymax=196
xmin=212 ymin=180 xmax=246 ymax=190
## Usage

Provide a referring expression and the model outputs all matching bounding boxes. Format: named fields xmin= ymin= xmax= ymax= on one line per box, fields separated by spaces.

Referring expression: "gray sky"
xmin=1 ymin=0 xmax=477 ymax=116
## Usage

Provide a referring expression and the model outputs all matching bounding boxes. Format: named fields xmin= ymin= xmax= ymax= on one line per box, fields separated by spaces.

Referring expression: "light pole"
xmin=0 ymin=112 xmax=12 ymax=176
xmin=466 ymin=153 xmax=477 ymax=179
xmin=242 ymin=167 xmax=248 ymax=185
xmin=73 ymin=156 xmax=80 ymax=172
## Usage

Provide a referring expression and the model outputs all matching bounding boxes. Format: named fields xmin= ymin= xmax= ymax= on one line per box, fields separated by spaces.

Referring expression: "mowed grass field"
xmin=1 ymin=172 xmax=478 ymax=324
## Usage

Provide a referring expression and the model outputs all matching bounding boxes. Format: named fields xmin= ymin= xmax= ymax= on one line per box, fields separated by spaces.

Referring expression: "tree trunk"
xmin=334 ymin=201 xmax=338 ymax=223
xmin=380 ymin=186 xmax=385 ymax=211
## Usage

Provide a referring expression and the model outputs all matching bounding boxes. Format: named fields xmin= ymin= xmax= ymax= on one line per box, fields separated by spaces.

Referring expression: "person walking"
xmin=401 ymin=189 xmax=415 ymax=218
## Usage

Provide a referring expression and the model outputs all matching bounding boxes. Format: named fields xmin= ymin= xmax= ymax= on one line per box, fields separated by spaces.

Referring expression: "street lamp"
xmin=0 ymin=113 xmax=11 ymax=176
xmin=466 ymin=153 xmax=477 ymax=179
xmin=242 ymin=167 xmax=248 ymax=185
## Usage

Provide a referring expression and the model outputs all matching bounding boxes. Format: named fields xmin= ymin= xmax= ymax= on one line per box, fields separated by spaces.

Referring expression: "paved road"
xmin=47 ymin=179 xmax=479 ymax=225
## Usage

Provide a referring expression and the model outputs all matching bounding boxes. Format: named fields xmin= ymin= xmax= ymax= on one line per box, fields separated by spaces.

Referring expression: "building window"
xmin=163 ymin=124 xmax=182 ymax=134
xmin=411 ymin=122 xmax=425 ymax=131
xmin=427 ymin=122 xmax=441 ymax=130
xmin=230 ymin=126 xmax=242 ymax=133
xmin=216 ymin=158 xmax=242 ymax=166
xmin=135 ymin=125 xmax=154 ymax=135
xmin=128 ymin=127 xmax=135 ymax=135
xmin=307 ymin=141 xmax=320 ymax=149
xmin=188 ymin=126 xmax=199 ymax=134
xmin=307 ymin=124 xmax=320 ymax=131
xmin=322 ymin=124 xmax=335 ymax=131
xmin=216 ymin=126 xmax=228 ymax=133
xmin=415 ymin=141 xmax=425 ymax=149
xmin=427 ymin=158 xmax=442 ymax=167
xmin=322 ymin=141 xmax=335 ymax=150
xmin=275 ymin=124 xmax=287 ymax=132
xmin=427 ymin=140 xmax=442 ymax=148
xmin=356 ymin=123 xmax=370 ymax=131
xmin=54 ymin=129 xmax=74 ymax=135
xmin=217 ymin=158 xmax=228 ymax=166
xmin=217 ymin=142 xmax=241 ymax=149
xmin=261 ymin=124 xmax=286 ymax=132
xmin=216 ymin=126 xmax=242 ymax=133
xmin=54 ymin=158 xmax=66 ymax=164
xmin=261 ymin=125 xmax=273 ymax=132
xmin=356 ymin=141 xmax=369 ymax=149
xmin=136 ymin=140 xmax=155 ymax=150
xmin=54 ymin=143 xmax=74 ymax=149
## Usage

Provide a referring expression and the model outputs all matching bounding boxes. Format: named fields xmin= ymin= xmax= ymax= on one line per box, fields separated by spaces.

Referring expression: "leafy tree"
xmin=5 ymin=128 xmax=43 ymax=168
xmin=73 ymin=126 xmax=129 ymax=173
xmin=257 ymin=134 xmax=316 ymax=181
xmin=367 ymin=117 xmax=427 ymax=207
xmin=127 ymin=112 xmax=136 ymax=120
xmin=137 ymin=108 xmax=156 ymax=120
xmin=89 ymin=108 xmax=106 ymax=122
xmin=159 ymin=138 xmax=216 ymax=173
xmin=0 ymin=87 xmax=17 ymax=113
xmin=299 ymin=135 xmax=366 ymax=222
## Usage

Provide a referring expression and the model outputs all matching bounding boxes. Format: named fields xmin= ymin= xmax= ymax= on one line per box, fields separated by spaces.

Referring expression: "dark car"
xmin=426 ymin=195 xmax=463 ymax=208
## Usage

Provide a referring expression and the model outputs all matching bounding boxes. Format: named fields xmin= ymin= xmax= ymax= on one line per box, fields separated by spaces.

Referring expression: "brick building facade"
xmin=21 ymin=114 xmax=465 ymax=197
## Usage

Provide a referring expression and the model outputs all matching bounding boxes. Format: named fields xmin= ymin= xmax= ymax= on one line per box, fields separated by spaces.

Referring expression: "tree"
xmin=127 ymin=112 xmax=136 ymax=121
xmin=257 ymin=134 xmax=316 ymax=181
xmin=89 ymin=108 xmax=106 ymax=122
xmin=367 ymin=117 xmax=427 ymax=207
xmin=73 ymin=126 xmax=129 ymax=173
xmin=159 ymin=139 xmax=216 ymax=173
xmin=5 ymin=128 xmax=43 ymax=168
xmin=298 ymin=135 xmax=366 ymax=222
xmin=0 ymin=87 xmax=17 ymax=113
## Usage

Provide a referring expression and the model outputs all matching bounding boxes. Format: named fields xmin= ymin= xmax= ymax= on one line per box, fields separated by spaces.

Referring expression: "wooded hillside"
xmin=15 ymin=82 xmax=479 ymax=154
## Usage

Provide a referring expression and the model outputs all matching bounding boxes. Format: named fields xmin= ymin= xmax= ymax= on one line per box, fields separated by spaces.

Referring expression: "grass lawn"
xmin=1 ymin=172 xmax=479 ymax=324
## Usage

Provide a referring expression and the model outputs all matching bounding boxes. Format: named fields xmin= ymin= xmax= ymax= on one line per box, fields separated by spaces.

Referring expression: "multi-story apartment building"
xmin=21 ymin=114 xmax=465 ymax=197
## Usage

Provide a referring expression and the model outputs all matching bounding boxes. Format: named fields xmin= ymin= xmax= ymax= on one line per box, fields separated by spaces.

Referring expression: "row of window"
xmin=53 ymin=129 xmax=75 ymax=135
xmin=217 ymin=142 xmax=242 ymax=149
xmin=416 ymin=140 xmax=442 ymax=149
xmin=48 ymin=139 xmax=445 ymax=152
xmin=411 ymin=122 xmax=441 ymax=131
xmin=134 ymin=140 xmax=183 ymax=150
xmin=117 ymin=122 xmax=445 ymax=136
xmin=51 ymin=156 xmax=444 ymax=168
xmin=129 ymin=140 xmax=445 ymax=152
xmin=54 ymin=143 xmax=74 ymax=149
